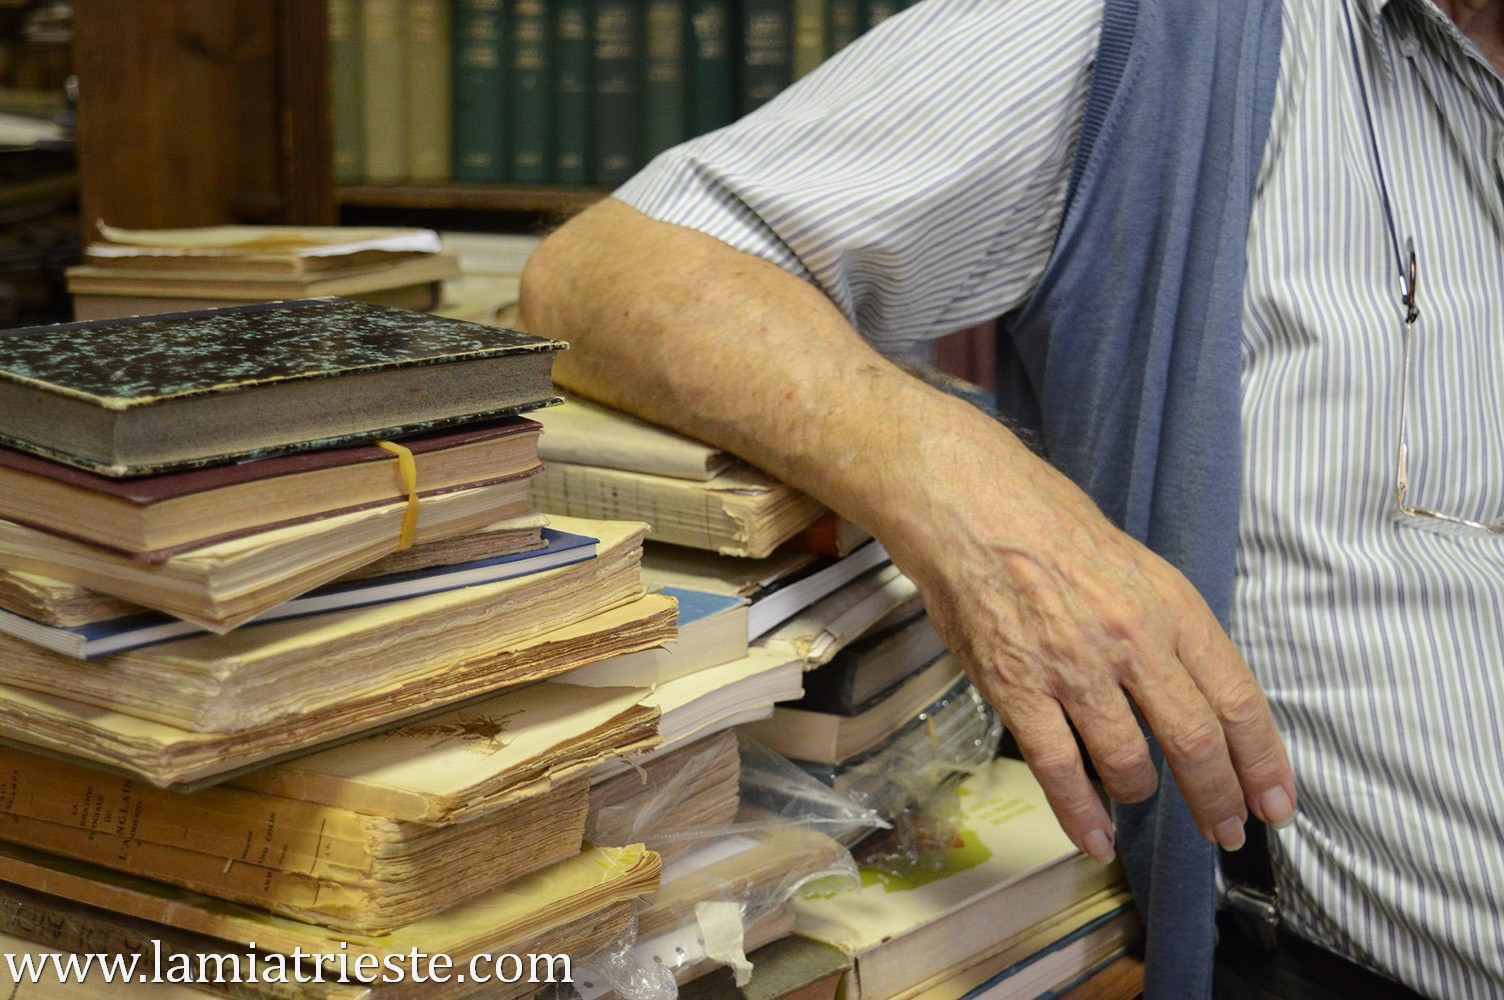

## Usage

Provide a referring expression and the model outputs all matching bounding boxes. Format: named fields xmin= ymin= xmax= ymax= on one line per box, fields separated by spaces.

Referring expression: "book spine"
xmin=643 ymin=0 xmax=688 ymax=161
xmin=592 ymin=0 xmax=642 ymax=186
xmin=553 ymin=0 xmax=592 ymax=185
xmin=861 ymin=0 xmax=900 ymax=31
xmin=360 ymin=0 xmax=409 ymax=183
xmin=0 ymin=752 xmax=376 ymax=876
xmin=688 ymin=0 xmax=735 ymax=137
xmin=828 ymin=0 xmax=860 ymax=51
xmin=739 ymin=0 xmax=793 ymax=116
xmin=0 ymin=812 xmax=372 ymax=923
xmin=792 ymin=0 xmax=828 ymax=79
xmin=328 ymin=0 xmax=365 ymax=184
xmin=510 ymin=0 xmax=552 ymax=183
xmin=452 ymin=0 xmax=508 ymax=183
xmin=406 ymin=0 xmax=453 ymax=182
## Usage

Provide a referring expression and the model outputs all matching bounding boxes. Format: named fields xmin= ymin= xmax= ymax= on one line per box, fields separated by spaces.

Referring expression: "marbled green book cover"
xmin=0 ymin=299 xmax=560 ymax=408
xmin=0 ymin=299 xmax=565 ymax=476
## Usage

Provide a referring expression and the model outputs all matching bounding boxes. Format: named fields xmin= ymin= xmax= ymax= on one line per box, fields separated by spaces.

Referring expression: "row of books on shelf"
xmin=332 ymin=0 xmax=925 ymax=190
xmin=0 ymin=282 xmax=1139 ymax=997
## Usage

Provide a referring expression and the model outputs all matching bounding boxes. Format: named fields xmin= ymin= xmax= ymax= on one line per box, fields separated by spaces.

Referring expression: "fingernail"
xmin=1260 ymin=786 xmax=1295 ymax=829
xmin=1082 ymin=829 xmax=1116 ymax=864
xmin=1213 ymin=816 xmax=1247 ymax=851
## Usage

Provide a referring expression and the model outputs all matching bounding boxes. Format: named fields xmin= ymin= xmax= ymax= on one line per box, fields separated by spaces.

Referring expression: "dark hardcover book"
xmin=739 ymin=0 xmax=793 ymax=116
xmin=0 ymin=299 xmax=565 ymax=477
xmin=827 ymin=0 xmax=860 ymax=49
xmin=688 ymin=0 xmax=736 ymax=136
xmin=509 ymin=0 xmax=552 ymax=183
xmin=328 ymin=0 xmax=364 ymax=183
xmin=797 ymin=613 xmax=947 ymax=714
xmin=643 ymin=0 xmax=688 ymax=160
xmin=452 ymin=0 xmax=508 ymax=183
xmin=861 ymin=0 xmax=900 ymax=30
xmin=592 ymin=0 xmax=642 ymax=186
xmin=553 ymin=0 xmax=592 ymax=184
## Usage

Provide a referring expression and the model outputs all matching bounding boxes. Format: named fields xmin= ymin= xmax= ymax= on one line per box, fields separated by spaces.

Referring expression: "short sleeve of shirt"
xmin=615 ymin=0 xmax=1103 ymax=356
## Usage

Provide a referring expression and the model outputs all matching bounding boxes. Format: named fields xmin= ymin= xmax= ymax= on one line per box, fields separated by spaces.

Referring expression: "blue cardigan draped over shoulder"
xmin=999 ymin=1 xmax=1284 ymax=995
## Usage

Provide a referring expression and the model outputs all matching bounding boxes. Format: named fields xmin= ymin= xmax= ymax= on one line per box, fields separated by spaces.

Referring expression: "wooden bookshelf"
xmin=337 ymin=184 xmax=607 ymax=215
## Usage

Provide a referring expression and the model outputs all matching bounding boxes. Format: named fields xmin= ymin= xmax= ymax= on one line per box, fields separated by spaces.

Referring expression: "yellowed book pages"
xmin=0 ymin=841 xmax=660 ymax=963
xmin=640 ymin=543 xmax=820 ymax=598
xmin=532 ymin=397 xmax=732 ymax=481
xmin=532 ymin=463 xmax=825 ymax=559
xmin=586 ymin=729 xmax=741 ymax=862
xmin=0 ymin=873 xmax=630 ymax=1000
xmin=0 ymin=518 xmax=650 ymax=732
xmin=66 ymin=254 xmax=462 ymax=301
xmin=0 ymin=782 xmax=589 ymax=934
xmin=234 ymin=681 xmax=660 ymax=822
xmin=0 ymin=481 xmax=530 ymax=632
xmin=91 ymin=224 xmax=442 ymax=257
xmin=754 ymin=564 xmax=922 ymax=668
xmin=0 ymin=514 xmax=547 ymax=628
xmin=0 ymin=594 xmax=677 ymax=787
xmin=0 ymin=928 xmax=209 ymax=999
xmin=897 ymin=887 xmax=1139 ymax=1000
xmin=587 ymin=646 xmax=804 ymax=779
xmin=794 ymin=758 xmax=1126 ymax=1000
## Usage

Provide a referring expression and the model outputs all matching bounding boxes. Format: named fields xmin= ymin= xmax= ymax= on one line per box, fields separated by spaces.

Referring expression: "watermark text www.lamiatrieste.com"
xmin=5 ymin=941 xmax=572 ymax=986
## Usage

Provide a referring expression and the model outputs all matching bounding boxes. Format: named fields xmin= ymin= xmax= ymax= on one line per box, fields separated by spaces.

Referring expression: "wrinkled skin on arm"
xmin=519 ymin=198 xmax=1298 ymax=861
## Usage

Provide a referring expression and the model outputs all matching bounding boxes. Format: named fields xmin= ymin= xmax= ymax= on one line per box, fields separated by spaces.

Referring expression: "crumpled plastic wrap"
xmin=802 ymin=683 xmax=1004 ymax=878
xmin=561 ymin=734 xmax=882 ymax=999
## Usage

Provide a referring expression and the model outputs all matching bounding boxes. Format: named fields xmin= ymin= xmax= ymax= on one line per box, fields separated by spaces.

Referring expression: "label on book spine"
xmin=739 ymin=0 xmax=793 ymax=116
xmin=361 ymin=0 xmax=409 ymax=183
xmin=510 ymin=0 xmax=551 ymax=183
xmin=792 ymin=0 xmax=828 ymax=78
xmin=453 ymin=0 xmax=508 ymax=182
xmin=554 ymin=0 xmax=592 ymax=184
xmin=688 ymin=0 xmax=735 ymax=136
xmin=407 ymin=0 xmax=453 ymax=182
xmin=329 ymin=0 xmax=365 ymax=183
xmin=828 ymin=0 xmax=860 ymax=51
xmin=592 ymin=0 xmax=642 ymax=186
xmin=643 ymin=0 xmax=688 ymax=160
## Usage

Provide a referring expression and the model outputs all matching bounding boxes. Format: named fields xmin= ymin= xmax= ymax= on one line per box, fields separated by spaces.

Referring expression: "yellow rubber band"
xmin=375 ymin=440 xmax=420 ymax=551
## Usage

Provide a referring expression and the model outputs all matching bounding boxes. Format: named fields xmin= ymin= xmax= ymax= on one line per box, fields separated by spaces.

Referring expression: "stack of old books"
xmin=0 ymin=298 xmax=681 ymax=991
xmin=65 ymin=224 xmax=463 ymax=321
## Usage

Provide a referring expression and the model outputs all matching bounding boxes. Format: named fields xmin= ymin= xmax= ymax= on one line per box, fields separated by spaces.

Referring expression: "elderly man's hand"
xmin=878 ymin=406 xmax=1297 ymax=861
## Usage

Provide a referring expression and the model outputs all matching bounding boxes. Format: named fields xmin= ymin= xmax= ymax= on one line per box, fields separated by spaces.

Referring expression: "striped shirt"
xmin=616 ymin=1 xmax=1504 ymax=997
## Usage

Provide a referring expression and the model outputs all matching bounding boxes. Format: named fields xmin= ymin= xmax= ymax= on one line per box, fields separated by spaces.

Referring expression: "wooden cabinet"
xmin=73 ymin=0 xmax=333 ymax=232
xmin=72 ymin=0 xmax=603 ymax=234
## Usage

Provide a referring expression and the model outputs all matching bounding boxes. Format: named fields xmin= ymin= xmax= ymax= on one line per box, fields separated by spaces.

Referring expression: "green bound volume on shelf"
xmin=453 ymin=0 xmax=508 ymax=183
xmin=862 ymin=0 xmax=900 ymax=30
xmin=740 ymin=0 xmax=792 ymax=116
xmin=554 ymin=0 xmax=592 ymax=185
xmin=510 ymin=0 xmax=551 ymax=183
xmin=592 ymin=0 xmax=642 ymax=186
xmin=406 ymin=0 xmax=453 ymax=183
xmin=828 ymin=0 xmax=860 ymax=51
xmin=328 ymin=0 xmax=364 ymax=184
xmin=643 ymin=0 xmax=688 ymax=161
xmin=689 ymin=0 xmax=736 ymax=136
